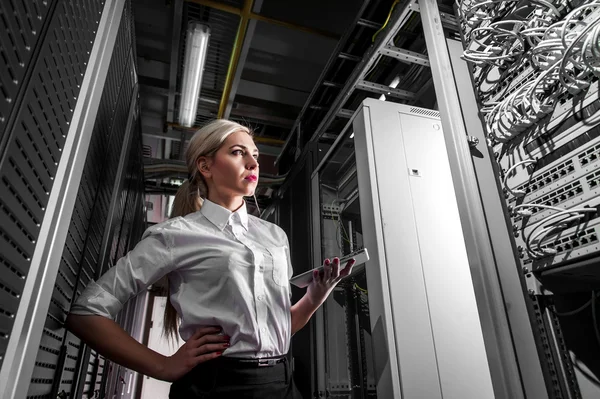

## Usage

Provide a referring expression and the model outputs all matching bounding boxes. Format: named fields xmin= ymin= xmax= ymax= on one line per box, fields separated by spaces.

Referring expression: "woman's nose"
xmin=246 ymin=157 xmax=258 ymax=169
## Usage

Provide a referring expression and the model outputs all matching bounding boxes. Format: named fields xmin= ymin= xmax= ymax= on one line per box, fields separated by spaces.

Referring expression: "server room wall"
xmin=0 ymin=1 xmax=146 ymax=398
xmin=458 ymin=0 xmax=600 ymax=397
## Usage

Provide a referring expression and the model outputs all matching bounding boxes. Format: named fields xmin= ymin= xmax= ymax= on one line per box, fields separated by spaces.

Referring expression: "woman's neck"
xmin=207 ymin=194 xmax=244 ymax=212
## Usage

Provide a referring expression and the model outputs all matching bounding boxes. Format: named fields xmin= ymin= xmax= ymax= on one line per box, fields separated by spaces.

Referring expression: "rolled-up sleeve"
xmin=70 ymin=226 xmax=173 ymax=319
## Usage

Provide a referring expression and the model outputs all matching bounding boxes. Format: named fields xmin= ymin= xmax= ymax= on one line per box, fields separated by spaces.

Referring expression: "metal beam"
xmin=356 ymin=80 xmax=415 ymax=101
xmin=337 ymin=109 xmax=354 ymax=118
xmin=380 ymin=45 xmax=430 ymax=66
xmin=186 ymin=0 xmax=241 ymax=14
xmin=185 ymin=0 xmax=339 ymax=39
xmin=251 ymin=13 xmax=338 ymax=39
xmin=143 ymin=132 xmax=283 ymax=156
xmin=276 ymin=0 xmax=418 ymax=165
xmin=236 ymin=79 xmax=307 ymax=107
xmin=162 ymin=122 xmax=286 ymax=145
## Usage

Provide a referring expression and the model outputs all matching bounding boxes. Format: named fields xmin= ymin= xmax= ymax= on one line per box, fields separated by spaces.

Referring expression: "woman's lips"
xmin=245 ymin=175 xmax=258 ymax=182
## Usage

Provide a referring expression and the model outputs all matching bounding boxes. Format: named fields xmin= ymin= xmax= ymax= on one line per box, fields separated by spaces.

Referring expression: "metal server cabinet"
xmin=354 ymin=99 xmax=494 ymax=398
xmin=311 ymin=99 xmax=495 ymax=398
xmin=0 ymin=0 xmax=147 ymax=398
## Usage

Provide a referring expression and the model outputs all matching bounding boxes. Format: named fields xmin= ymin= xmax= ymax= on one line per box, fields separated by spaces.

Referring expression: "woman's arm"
xmin=290 ymin=257 xmax=355 ymax=334
xmin=66 ymin=314 xmax=169 ymax=379
xmin=66 ymin=314 xmax=228 ymax=382
xmin=290 ymin=294 xmax=321 ymax=335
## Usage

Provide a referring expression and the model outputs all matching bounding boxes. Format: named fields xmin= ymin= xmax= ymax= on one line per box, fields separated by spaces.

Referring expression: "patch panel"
xmin=322 ymin=203 xmax=342 ymax=215
xmin=502 ymin=124 xmax=600 ymax=208
xmin=524 ymin=85 xmax=600 ymax=158
xmin=514 ymin=196 xmax=600 ymax=262
xmin=526 ymin=182 xmax=584 ymax=216
xmin=587 ymin=170 xmax=600 ymax=190
xmin=579 ymin=144 xmax=600 ymax=168
xmin=512 ymin=159 xmax=575 ymax=197
xmin=544 ymin=229 xmax=599 ymax=255
xmin=520 ymin=221 xmax=600 ymax=272
xmin=511 ymin=176 xmax=600 ymax=228
xmin=485 ymin=59 xmax=535 ymax=104
xmin=494 ymin=79 xmax=600 ymax=181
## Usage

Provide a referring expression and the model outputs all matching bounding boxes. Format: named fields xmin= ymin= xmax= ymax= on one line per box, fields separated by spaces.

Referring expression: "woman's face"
xmin=199 ymin=130 xmax=259 ymax=199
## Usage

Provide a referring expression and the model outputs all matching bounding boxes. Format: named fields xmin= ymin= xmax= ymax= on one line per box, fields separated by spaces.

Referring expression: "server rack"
xmin=0 ymin=0 xmax=146 ymax=398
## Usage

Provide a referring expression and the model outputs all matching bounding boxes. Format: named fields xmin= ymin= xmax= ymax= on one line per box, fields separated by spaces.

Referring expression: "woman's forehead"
xmin=223 ymin=131 xmax=257 ymax=151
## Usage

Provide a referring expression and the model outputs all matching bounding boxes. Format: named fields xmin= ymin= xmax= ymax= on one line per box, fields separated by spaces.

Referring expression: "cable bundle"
xmin=459 ymin=1 xmax=600 ymax=262
xmin=464 ymin=3 xmax=600 ymax=142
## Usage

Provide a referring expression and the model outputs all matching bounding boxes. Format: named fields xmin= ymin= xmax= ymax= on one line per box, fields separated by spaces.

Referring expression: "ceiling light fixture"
xmin=178 ymin=22 xmax=211 ymax=127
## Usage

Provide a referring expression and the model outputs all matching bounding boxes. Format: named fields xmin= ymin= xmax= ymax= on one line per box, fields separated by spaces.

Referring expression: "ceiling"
xmin=134 ymin=0 xmax=457 ymax=216
xmin=134 ymin=0 xmax=363 ymax=163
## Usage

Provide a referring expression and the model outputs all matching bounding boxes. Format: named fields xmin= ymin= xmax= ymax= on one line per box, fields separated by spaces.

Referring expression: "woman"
xmin=66 ymin=119 xmax=355 ymax=398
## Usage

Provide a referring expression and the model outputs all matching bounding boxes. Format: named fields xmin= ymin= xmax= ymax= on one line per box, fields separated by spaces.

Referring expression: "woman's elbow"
xmin=65 ymin=313 xmax=95 ymax=337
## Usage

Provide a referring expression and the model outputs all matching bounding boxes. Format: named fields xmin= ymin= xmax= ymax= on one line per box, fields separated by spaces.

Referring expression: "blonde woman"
xmin=66 ymin=119 xmax=355 ymax=398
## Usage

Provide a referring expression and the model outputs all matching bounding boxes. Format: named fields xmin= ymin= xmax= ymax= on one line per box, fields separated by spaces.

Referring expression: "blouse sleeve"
xmin=69 ymin=226 xmax=173 ymax=320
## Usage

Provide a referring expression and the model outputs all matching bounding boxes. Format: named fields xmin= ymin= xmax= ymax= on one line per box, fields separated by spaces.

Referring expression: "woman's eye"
xmin=232 ymin=150 xmax=244 ymax=156
xmin=253 ymin=154 xmax=259 ymax=160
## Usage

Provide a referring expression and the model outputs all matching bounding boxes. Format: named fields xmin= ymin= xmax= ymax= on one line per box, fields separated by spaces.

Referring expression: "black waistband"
xmin=218 ymin=354 xmax=287 ymax=368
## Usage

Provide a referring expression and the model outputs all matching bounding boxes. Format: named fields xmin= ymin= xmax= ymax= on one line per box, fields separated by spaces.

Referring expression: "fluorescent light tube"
xmin=178 ymin=22 xmax=210 ymax=127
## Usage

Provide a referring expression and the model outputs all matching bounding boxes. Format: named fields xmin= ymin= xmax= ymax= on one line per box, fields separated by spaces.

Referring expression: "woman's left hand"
xmin=306 ymin=257 xmax=356 ymax=306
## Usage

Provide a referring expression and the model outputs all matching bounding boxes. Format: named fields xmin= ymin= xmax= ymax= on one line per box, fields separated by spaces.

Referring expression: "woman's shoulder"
xmin=142 ymin=216 xmax=191 ymax=238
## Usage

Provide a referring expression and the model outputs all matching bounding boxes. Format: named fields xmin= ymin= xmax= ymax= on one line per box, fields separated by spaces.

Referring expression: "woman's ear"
xmin=197 ymin=157 xmax=212 ymax=179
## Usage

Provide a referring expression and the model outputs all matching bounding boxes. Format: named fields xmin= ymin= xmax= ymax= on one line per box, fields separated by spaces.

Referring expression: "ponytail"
xmin=170 ymin=178 xmax=205 ymax=218
xmin=163 ymin=176 xmax=207 ymax=340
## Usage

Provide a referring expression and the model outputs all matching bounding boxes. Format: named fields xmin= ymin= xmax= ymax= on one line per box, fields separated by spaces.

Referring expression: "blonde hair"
xmin=164 ymin=119 xmax=252 ymax=339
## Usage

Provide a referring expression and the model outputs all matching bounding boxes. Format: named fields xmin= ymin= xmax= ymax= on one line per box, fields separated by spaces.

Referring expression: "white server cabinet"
xmin=352 ymin=99 xmax=495 ymax=398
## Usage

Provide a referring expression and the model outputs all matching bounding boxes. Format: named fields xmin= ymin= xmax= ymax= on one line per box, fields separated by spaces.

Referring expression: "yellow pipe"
xmin=217 ymin=0 xmax=252 ymax=118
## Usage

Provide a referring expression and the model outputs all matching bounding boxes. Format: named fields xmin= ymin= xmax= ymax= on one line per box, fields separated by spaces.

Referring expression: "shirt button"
xmin=261 ymin=327 xmax=267 ymax=333
xmin=257 ymin=295 xmax=264 ymax=301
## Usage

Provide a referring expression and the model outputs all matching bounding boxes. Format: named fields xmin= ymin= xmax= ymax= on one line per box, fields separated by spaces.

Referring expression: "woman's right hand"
xmin=159 ymin=326 xmax=230 ymax=382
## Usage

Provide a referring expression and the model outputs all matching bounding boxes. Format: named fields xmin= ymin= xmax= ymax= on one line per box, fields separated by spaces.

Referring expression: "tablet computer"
xmin=290 ymin=248 xmax=370 ymax=288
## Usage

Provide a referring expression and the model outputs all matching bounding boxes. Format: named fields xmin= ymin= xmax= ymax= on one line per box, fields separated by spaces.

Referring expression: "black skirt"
xmin=169 ymin=354 xmax=302 ymax=399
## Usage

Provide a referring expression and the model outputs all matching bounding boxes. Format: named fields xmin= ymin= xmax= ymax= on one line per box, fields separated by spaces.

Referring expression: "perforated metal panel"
xmin=0 ymin=0 xmax=146 ymax=395
xmin=3 ymin=0 xmax=146 ymax=397
xmin=0 ymin=0 xmax=103 ymax=377
xmin=0 ymin=1 xmax=55 ymax=139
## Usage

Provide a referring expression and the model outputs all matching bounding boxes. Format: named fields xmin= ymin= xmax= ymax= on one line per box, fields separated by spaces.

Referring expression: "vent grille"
xmin=409 ymin=107 xmax=440 ymax=118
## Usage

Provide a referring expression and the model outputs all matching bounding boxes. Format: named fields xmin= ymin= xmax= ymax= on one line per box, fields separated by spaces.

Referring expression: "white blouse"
xmin=70 ymin=199 xmax=294 ymax=358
